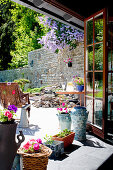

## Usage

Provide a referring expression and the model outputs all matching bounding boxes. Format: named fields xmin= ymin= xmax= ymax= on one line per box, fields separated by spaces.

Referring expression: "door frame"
xmin=84 ymin=8 xmax=108 ymax=139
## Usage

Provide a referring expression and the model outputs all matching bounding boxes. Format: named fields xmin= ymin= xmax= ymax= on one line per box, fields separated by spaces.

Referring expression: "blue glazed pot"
xmin=76 ymin=85 xmax=84 ymax=92
xmin=70 ymin=106 xmax=88 ymax=141
xmin=57 ymin=113 xmax=71 ymax=131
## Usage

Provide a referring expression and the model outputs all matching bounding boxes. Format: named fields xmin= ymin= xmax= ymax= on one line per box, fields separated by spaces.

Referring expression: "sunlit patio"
xmin=12 ymin=101 xmax=113 ymax=170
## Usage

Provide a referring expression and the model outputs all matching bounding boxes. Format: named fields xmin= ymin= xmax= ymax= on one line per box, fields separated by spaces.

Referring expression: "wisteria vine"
xmin=38 ymin=16 xmax=84 ymax=53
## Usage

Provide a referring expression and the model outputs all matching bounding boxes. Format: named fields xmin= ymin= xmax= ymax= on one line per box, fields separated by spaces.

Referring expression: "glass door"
xmin=84 ymin=9 xmax=107 ymax=139
xmin=107 ymin=18 xmax=113 ymax=135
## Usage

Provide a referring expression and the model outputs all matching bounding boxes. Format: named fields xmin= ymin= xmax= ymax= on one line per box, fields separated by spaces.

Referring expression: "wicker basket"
xmin=17 ymin=144 xmax=52 ymax=170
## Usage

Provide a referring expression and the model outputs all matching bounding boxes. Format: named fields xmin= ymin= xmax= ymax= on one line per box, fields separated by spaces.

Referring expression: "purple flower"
xmin=8 ymin=105 xmax=17 ymax=113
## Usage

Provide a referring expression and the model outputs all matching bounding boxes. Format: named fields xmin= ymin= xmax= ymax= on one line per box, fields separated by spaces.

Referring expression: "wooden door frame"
xmin=84 ymin=8 xmax=108 ymax=139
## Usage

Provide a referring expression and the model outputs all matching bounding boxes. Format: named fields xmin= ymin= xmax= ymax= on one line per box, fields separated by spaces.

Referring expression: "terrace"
xmin=1 ymin=0 xmax=113 ymax=169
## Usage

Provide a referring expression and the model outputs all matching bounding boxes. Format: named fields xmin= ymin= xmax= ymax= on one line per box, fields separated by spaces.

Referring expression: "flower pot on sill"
xmin=52 ymin=132 xmax=75 ymax=148
xmin=68 ymin=61 xmax=72 ymax=67
xmin=76 ymin=85 xmax=84 ymax=92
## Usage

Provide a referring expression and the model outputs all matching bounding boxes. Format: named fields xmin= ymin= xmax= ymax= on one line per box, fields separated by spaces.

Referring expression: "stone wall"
xmin=0 ymin=42 xmax=84 ymax=88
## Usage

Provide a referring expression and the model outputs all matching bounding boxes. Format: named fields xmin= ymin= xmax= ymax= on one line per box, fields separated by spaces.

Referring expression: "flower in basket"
xmin=22 ymin=138 xmax=42 ymax=153
xmin=73 ymin=75 xmax=84 ymax=85
xmin=0 ymin=105 xmax=17 ymax=123
xmin=57 ymin=103 xmax=69 ymax=114
xmin=17 ymin=138 xmax=52 ymax=170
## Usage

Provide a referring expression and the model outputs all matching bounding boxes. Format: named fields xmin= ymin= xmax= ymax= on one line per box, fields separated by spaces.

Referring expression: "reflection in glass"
xmin=94 ymin=99 xmax=102 ymax=127
xmin=87 ymin=19 xmax=93 ymax=45
xmin=94 ymin=43 xmax=103 ymax=70
xmin=86 ymin=97 xmax=93 ymax=123
xmin=86 ymin=46 xmax=93 ymax=70
xmin=86 ymin=72 xmax=93 ymax=95
xmin=108 ymin=94 xmax=113 ymax=121
xmin=108 ymin=49 xmax=111 ymax=71
xmin=94 ymin=15 xmax=103 ymax=43
xmin=108 ymin=22 xmax=113 ymax=71
xmin=94 ymin=72 xmax=103 ymax=128
xmin=108 ymin=73 xmax=113 ymax=93
xmin=94 ymin=72 xmax=103 ymax=98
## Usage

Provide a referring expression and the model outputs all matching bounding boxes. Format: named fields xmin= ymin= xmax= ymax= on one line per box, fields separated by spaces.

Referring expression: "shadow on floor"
xmin=51 ymin=144 xmax=81 ymax=161
xmin=16 ymin=124 xmax=40 ymax=136
xmin=81 ymin=139 xmax=105 ymax=148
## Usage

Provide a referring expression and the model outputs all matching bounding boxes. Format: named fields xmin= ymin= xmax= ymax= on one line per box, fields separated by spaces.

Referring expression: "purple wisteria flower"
xmin=8 ymin=105 xmax=17 ymax=113
xmin=38 ymin=16 xmax=84 ymax=53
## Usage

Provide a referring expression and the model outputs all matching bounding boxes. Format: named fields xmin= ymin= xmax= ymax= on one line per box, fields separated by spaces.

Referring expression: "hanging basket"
xmin=18 ymin=144 xmax=52 ymax=170
xmin=68 ymin=61 xmax=72 ymax=67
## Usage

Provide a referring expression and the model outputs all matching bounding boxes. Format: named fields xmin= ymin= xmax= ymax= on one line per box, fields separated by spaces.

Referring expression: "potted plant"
xmin=0 ymin=105 xmax=25 ymax=170
xmin=73 ymin=75 xmax=84 ymax=92
xmin=52 ymin=129 xmax=75 ymax=148
xmin=17 ymin=138 xmax=52 ymax=169
xmin=64 ymin=57 xmax=72 ymax=67
xmin=44 ymin=134 xmax=64 ymax=159
xmin=57 ymin=103 xmax=71 ymax=131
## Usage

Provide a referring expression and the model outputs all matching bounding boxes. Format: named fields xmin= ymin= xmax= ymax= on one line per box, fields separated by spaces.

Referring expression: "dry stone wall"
xmin=0 ymin=42 xmax=84 ymax=88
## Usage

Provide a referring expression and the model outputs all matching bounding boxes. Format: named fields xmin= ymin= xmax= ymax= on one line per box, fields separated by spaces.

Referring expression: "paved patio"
xmin=15 ymin=102 xmax=113 ymax=170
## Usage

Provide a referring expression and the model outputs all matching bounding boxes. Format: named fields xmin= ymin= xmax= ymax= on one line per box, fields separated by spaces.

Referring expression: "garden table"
xmin=56 ymin=91 xmax=84 ymax=106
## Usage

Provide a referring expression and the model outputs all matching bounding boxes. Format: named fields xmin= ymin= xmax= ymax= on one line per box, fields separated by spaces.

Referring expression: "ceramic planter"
xmin=57 ymin=113 xmax=71 ymax=131
xmin=52 ymin=132 xmax=75 ymax=148
xmin=76 ymin=85 xmax=84 ymax=92
xmin=44 ymin=140 xmax=64 ymax=159
xmin=70 ymin=106 xmax=88 ymax=141
xmin=0 ymin=123 xmax=25 ymax=170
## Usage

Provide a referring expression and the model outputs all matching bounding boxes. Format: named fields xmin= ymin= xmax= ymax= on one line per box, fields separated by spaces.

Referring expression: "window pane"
xmin=94 ymin=72 xmax=103 ymax=98
xmin=86 ymin=97 xmax=93 ymax=123
xmin=87 ymin=19 xmax=93 ymax=45
xmin=94 ymin=98 xmax=102 ymax=127
xmin=108 ymin=73 xmax=113 ymax=93
xmin=94 ymin=72 xmax=103 ymax=128
xmin=94 ymin=43 xmax=103 ymax=70
xmin=86 ymin=72 xmax=93 ymax=95
xmin=86 ymin=46 xmax=93 ymax=71
xmin=94 ymin=14 xmax=103 ymax=43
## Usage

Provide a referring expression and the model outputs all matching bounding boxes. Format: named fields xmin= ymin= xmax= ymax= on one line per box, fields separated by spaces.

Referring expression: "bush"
xmin=14 ymin=78 xmax=30 ymax=91
xmin=25 ymin=86 xmax=46 ymax=93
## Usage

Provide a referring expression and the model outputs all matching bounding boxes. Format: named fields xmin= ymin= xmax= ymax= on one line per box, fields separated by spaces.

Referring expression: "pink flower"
xmin=23 ymin=141 xmax=31 ymax=150
xmin=60 ymin=108 xmax=63 ymax=111
xmin=64 ymin=108 xmax=67 ymax=110
xmin=64 ymin=60 xmax=65 ymax=62
xmin=12 ymin=90 xmax=15 ymax=94
xmin=62 ymin=103 xmax=65 ymax=107
xmin=29 ymin=139 xmax=36 ymax=144
xmin=33 ymin=143 xmax=39 ymax=151
xmin=57 ymin=108 xmax=60 ymax=110
xmin=36 ymin=138 xmax=42 ymax=144
xmin=4 ymin=110 xmax=13 ymax=120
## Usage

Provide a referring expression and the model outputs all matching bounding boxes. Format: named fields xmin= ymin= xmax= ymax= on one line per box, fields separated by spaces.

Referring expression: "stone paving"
xmin=15 ymin=103 xmax=113 ymax=170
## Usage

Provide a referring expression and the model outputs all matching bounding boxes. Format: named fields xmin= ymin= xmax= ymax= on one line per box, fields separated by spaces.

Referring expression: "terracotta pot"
xmin=52 ymin=132 xmax=75 ymax=148
xmin=0 ymin=123 xmax=25 ymax=170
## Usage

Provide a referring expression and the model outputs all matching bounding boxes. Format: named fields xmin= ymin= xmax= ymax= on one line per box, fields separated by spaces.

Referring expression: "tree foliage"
xmin=0 ymin=0 xmax=47 ymax=70
xmin=0 ymin=0 xmax=15 ymax=70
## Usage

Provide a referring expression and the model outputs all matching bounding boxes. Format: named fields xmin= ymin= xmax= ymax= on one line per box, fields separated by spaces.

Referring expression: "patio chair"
xmin=0 ymin=82 xmax=30 ymax=127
